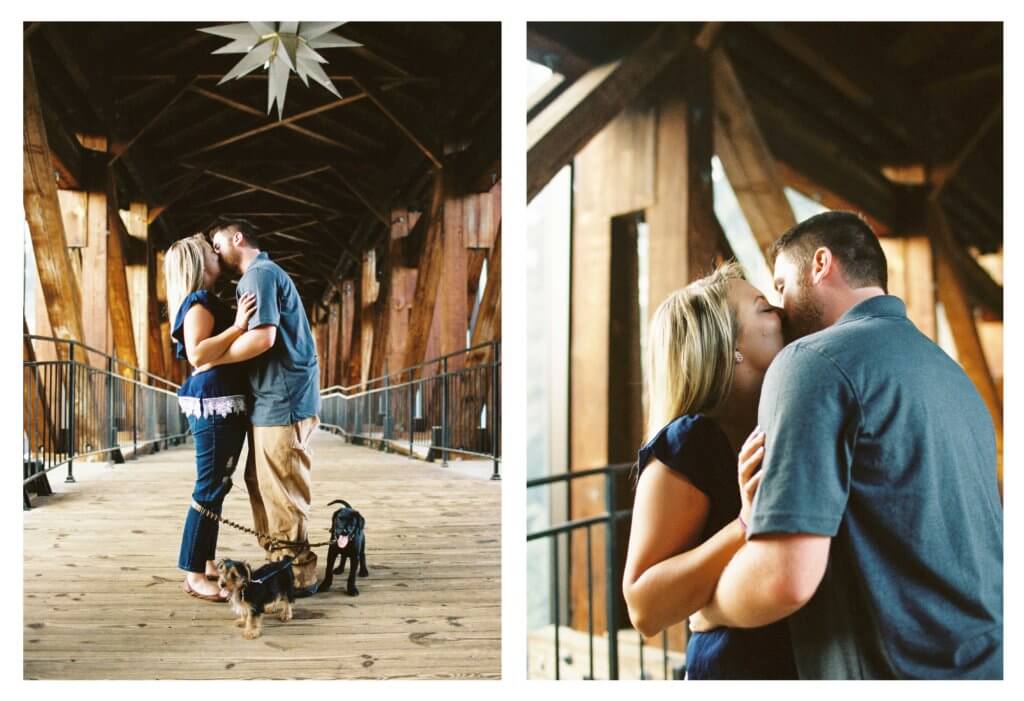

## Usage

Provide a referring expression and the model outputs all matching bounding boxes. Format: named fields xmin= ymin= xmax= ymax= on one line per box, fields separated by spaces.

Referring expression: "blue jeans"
xmin=177 ymin=412 xmax=248 ymax=573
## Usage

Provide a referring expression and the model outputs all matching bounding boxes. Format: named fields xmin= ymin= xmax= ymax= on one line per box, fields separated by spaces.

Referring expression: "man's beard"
xmin=782 ymin=282 xmax=826 ymax=343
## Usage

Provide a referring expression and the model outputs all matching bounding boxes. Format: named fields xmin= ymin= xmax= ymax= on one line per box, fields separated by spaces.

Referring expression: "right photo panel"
xmin=526 ymin=22 xmax=1003 ymax=680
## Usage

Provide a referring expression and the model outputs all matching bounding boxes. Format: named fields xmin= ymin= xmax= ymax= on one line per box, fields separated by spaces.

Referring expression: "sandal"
xmin=183 ymin=580 xmax=228 ymax=603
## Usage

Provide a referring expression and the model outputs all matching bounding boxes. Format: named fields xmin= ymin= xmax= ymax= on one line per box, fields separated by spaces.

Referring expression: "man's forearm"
xmin=702 ymin=537 xmax=813 ymax=629
xmin=213 ymin=328 xmax=273 ymax=365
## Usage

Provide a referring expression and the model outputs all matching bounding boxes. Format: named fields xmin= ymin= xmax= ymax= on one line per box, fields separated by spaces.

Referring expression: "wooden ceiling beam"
xmin=330 ymin=167 xmax=389 ymax=227
xmin=526 ymin=26 xmax=593 ymax=80
xmin=180 ymin=82 xmax=407 ymax=158
xmin=710 ymin=47 xmax=795 ymax=256
xmin=188 ymin=86 xmax=361 ymax=154
xmin=110 ymin=75 xmax=197 ymax=165
xmin=195 ymin=165 xmax=334 ymax=207
xmin=181 ymin=164 xmax=345 ymax=215
xmin=929 ymin=101 xmax=1002 ymax=201
xmin=527 ymin=23 xmax=697 ymax=203
xmin=353 ymin=76 xmax=443 ymax=168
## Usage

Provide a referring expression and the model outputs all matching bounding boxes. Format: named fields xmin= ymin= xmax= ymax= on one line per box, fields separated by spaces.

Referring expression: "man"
xmin=699 ymin=211 xmax=1003 ymax=678
xmin=206 ymin=220 xmax=322 ymax=595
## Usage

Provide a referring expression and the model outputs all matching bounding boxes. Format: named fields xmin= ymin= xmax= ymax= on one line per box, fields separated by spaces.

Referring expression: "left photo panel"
xmin=23 ymin=21 xmax=501 ymax=679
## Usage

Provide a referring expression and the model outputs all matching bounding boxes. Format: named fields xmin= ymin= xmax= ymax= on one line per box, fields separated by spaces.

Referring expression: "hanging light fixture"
xmin=199 ymin=22 xmax=362 ymax=120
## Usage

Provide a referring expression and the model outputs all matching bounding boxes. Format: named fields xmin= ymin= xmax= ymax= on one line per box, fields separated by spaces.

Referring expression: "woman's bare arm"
xmin=183 ymin=305 xmax=244 ymax=368
xmin=182 ymin=293 xmax=256 ymax=368
xmin=622 ymin=460 xmax=746 ymax=637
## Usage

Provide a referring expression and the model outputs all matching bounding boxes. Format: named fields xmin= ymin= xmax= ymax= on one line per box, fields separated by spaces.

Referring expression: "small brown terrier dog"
xmin=216 ymin=556 xmax=296 ymax=639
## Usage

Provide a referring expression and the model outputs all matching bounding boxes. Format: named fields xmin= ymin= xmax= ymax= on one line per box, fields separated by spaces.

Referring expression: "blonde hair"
xmin=646 ymin=261 xmax=745 ymax=440
xmin=164 ymin=233 xmax=211 ymax=322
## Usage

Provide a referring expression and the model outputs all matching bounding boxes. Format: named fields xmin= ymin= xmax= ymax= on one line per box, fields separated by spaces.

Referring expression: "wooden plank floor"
xmin=24 ymin=429 xmax=501 ymax=679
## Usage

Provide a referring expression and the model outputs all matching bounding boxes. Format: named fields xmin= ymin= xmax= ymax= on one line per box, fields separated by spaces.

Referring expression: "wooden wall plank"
xmin=80 ymin=191 xmax=109 ymax=369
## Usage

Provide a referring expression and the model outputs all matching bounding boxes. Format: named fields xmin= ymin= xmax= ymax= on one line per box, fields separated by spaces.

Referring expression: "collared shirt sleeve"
xmin=237 ymin=267 xmax=281 ymax=329
xmin=747 ymin=344 xmax=860 ymax=538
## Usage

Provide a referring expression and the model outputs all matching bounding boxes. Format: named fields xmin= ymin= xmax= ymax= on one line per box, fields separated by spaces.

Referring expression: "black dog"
xmin=217 ymin=555 xmax=295 ymax=639
xmin=320 ymin=499 xmax=368 ymax=595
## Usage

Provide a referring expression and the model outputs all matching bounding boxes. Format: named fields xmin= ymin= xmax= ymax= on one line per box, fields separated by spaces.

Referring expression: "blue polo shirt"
xmin=750 ymin=295 xmax=1002 ymax=679
xmin=236 ymin=251 xmax=320 ymax=426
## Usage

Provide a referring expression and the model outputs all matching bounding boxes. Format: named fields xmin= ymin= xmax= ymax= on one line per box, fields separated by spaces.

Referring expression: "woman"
xmin=165 ymin=233 xmax=257 ymax=602
xmin=622 ymin=261 xmax=796 ymax=679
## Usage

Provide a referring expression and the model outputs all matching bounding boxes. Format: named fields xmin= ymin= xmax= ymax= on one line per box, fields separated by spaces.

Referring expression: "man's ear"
xmin=810 ymin=247 xmax=834 ymax=285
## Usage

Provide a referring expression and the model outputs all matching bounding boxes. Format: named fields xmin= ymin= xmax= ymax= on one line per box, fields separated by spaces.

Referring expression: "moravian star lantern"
xmin=199 ymin=22 xmax=362 ymax=120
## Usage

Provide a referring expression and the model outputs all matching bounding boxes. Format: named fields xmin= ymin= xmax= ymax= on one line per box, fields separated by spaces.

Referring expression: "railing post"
xmin=133 ymin=368 xmax=139 ymax=459
xmin=490 ymin=341 xmax=500 ymax=480
xmin=408 ymin=372 xmax=414 ymax=459
xmin=441 ymin=356 xmax=449 ymax=467
xmin=107 ymin=356 xmax=117 ymax=455
xmin=605 ymin=469 xmax=619 ymax=680
xmin=65 ymin=343 xmax=76 ymax=483
xmin=382 ymin=369 xmax=390 ymax=451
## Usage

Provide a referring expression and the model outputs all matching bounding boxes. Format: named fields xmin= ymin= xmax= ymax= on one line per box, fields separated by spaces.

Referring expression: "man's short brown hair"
xmin=768 ymin=211 xmax=887 ymax=292
xmin=207 ymin=218 xmax=260 ymax=248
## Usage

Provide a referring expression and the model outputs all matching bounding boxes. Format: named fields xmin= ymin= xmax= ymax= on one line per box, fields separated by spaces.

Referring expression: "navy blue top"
xmin=171 ymin=289 xmax=249 ymax=401
xmin=637 ymin=414 xmax=797 ymax=679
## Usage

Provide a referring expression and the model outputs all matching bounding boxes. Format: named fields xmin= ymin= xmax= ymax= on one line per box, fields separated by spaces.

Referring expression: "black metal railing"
xmin=23 ymin=336 xmax=189 ymax=508
xmin=527 ymin=464 xmax=684 ymax=680
xmin=318 ymin=340 xmax=501 ymax=479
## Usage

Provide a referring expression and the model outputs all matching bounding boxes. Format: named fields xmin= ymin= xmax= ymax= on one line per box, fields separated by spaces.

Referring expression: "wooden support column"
xmin=568 ymin=49 xmax=725 ymax=650
xmin=325 ymin=301 xmax=339 ymax=388
xmin=469 ymin=223 xmax=502 ymax=360
xmin=710 ymin=48 xmax=796 ymax=257
xmin=121 ymin=203 xmax=151 ymax=377
xmin=441 ymin=194 xmax=468 ymax=371
xmin=341 ymin=279 xmax=359 ymax=387
xmin=155 ymin=250 xmax=173 ymax=381
xmin=929 ymin=203 xmax=1002 ymax=491
xmin=880 ymin=236 xmax=936 ymax=340
xmin=81 ymin=192 xmax=110 ymax=365
xmin=24 ymin=47 xmax=85 ymax=357
xmin=359 ymin=250 xmax=379 ymax=386
xmin=403 ymin=172 xmax=447 ymax=373
xmin=105 ymin=174 xmax=138 ymax=371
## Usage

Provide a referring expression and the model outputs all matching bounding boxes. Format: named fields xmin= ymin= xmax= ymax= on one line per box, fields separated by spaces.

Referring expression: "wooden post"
xmin=24 ymin=47 xmax=85 ymax=357
xmin=106 ymin=173 xmax=139 ymax=371
xmin=929 ymin=203 xmax=1002 ymax=491
xmin=341 ymin=279 xmax=359 ymax=387
xmin=441 ymin=193 xmax=468 ymax=371
xmin=881 ymin=236 xmax=936 ymax=340
xmin=121 ymin=203 xmax=151 ymax=378
xmin=359 ymin=249 xmax=378 ymax=386
xmin=403 ymin=171 xmax=447 ymax=373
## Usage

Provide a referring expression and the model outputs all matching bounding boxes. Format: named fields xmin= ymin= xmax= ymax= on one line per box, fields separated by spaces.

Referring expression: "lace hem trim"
xmin=178 ymin=394 xmax=248 ymax=419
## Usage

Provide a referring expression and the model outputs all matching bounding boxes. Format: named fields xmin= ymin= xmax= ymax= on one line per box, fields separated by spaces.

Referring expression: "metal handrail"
xmin=318 ymin=341 xmax=501 ymax=479
xmin=23 ymin=335 xmax=189 ymax=507
xmin=527 ymin=463 xmax=681 ymax=680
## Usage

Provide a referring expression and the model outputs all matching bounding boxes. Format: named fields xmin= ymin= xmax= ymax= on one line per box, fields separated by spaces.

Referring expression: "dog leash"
xmin=190 ymin=500 xmax=334 ymax=552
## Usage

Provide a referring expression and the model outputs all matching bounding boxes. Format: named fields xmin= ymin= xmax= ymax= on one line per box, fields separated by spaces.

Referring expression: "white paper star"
xmin=200 ymin=22 xmax=362 ymax=120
